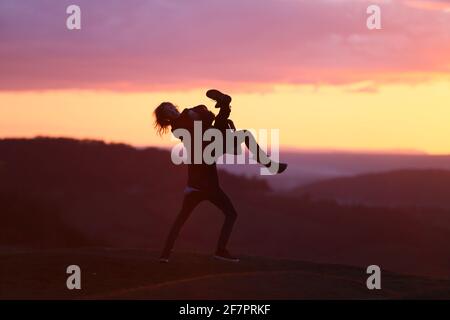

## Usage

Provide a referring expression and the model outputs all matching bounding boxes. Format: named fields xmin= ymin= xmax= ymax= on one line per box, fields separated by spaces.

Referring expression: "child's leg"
xmin=238 ymin=130 xmax=287 ymax=174
xmin=224 ymin=129 xmax=271 ymax=163
xmin=239 ymin=130 xmax=272 ymax=165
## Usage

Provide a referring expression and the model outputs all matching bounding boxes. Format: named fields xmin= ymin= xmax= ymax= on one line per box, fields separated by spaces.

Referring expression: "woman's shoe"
xmin=214 ymin=249 xmax=240 ymax=262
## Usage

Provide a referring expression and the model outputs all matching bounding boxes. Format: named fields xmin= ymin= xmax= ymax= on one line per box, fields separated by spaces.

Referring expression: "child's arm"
xmin=227 ymin=119 xmax=236 ymax=131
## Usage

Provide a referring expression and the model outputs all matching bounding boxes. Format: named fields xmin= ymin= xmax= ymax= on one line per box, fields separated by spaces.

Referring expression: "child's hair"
xmin=154 ymin=102 xmax=176 ymax=136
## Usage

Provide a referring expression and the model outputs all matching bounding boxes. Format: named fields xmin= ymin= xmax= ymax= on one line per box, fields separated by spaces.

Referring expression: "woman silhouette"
xmin=154 ymin=89 xmax=287 ymax=263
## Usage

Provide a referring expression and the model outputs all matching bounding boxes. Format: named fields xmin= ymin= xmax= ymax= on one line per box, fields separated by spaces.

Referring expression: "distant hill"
xmin=295 ymin=169 xmax=450 ymax=208
xmin=1 ymin=138 xmax=450 ymax=279
xmin=223 ymin=151 xmax=450 ymax=191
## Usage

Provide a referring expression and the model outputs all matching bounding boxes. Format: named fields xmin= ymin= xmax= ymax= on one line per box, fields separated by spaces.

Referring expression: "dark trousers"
xmin=162 ymin=188 xmax=237 ymax=254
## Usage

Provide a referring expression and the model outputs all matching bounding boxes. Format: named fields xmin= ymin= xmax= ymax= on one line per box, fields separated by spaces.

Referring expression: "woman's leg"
xmin=208 ymin=188 xmax=238 ymax=253
xmin=160 ymin=191 xmax=205 ymax=259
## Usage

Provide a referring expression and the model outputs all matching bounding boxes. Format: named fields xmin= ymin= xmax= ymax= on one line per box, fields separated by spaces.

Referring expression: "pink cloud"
xmin=0 ymin=0 xmax=449 ymax=91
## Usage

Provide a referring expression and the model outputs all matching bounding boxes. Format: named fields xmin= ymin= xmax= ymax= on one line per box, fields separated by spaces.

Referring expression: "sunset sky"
xmin=1 ymin=0 xmax=449 ymax=153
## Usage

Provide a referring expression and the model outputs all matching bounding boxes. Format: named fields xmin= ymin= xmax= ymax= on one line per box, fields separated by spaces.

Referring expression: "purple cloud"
xmin=0 ymin=0 xmax=449 ymax=91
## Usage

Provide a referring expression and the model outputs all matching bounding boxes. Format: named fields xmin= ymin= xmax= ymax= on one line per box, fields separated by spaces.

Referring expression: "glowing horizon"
xmin=1 ymin=79 xmax=450 ymax=155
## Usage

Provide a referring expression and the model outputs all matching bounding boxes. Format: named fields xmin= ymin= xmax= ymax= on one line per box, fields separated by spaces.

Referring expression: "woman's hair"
xmin=154 ymin=102 xmax=176 ymax=136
